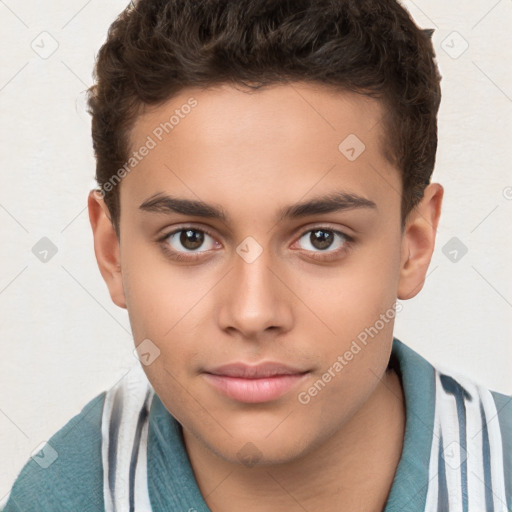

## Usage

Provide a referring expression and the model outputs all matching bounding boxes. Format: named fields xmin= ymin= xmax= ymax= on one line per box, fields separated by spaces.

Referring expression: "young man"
xmin=4 ymin=0 xmax=511 ymax=511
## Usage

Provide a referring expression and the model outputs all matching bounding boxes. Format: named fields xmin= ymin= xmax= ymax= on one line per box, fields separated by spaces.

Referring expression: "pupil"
xmin=311 ymin=230 xmax=333 ymax=250
xmin=180 ymin=230 xmax=204 ymax=250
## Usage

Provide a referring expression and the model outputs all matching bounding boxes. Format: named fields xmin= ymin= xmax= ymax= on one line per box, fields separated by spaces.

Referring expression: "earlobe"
xmin=87 ymin=190 xmax=127 ymax=309
xmin=397 ymin=183 xmax=444 ymax=300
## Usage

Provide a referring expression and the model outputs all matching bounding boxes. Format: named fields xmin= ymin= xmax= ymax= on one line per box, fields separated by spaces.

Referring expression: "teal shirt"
xmin=4 ymin=339 xmax=512 ymax=511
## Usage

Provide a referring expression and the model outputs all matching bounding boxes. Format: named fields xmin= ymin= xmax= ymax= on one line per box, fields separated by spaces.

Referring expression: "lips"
xmin=203 ymin=362 xmax=309 ymax=403
xmin=206 ymin=362 xmax=306 ymax=379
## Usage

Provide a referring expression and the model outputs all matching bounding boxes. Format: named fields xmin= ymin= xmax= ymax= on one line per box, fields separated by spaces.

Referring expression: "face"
xmin=90 ymin=82 xmax=440 ymax=466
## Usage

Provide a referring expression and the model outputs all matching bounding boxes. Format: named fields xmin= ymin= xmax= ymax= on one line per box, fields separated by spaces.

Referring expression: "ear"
xmin=88 ymin=190 xmax=127 ymax=309
xmin=397 ymin=183 xmax=444 ymax=300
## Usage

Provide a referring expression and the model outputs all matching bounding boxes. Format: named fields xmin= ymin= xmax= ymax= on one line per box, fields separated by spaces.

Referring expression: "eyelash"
xmin=157 ymin=225 xmax=354 ymax=263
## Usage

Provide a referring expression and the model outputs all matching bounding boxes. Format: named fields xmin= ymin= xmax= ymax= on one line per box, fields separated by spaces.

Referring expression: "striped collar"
xmin=101 ymin=338 xmax=510 ymax=511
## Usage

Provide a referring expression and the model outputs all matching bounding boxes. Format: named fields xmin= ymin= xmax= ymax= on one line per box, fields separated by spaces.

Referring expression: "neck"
xmin=184 ymin=368 xmax=405 ymax=512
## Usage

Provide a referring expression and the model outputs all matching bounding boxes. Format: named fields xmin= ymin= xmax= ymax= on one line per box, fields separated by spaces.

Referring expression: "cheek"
xmin=291 ymin=235 xmax=400 ymax=406
xmin=299 ymin=240 xmax=401 ymax=342
xmin=121 ymin=247 xmax=211 ymax=383
xmin=121 ymin=239 xmax=196 ymax=338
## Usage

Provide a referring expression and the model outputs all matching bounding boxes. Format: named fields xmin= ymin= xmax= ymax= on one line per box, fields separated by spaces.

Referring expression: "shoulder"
xmin=390 ymin=338 xmax=512 ymax=510
xmin=432 ymin=366 xmax=512 ymax=510
xmin=3 ymin=392 xmax=106 ymax=512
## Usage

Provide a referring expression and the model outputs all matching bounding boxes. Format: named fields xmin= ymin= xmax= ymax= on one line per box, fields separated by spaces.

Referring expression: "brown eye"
xmin=297 ymin=228 xmax=348 ymax=253
xmin=309 ymin=230 xmax=335 ymax=250
xmin=179 ymin=229 xmax=204 ymax=250
xmin=296 ymin=227 xmax=354 ymax=262
xmin=164 ymin=228 xmax=217 ymax=254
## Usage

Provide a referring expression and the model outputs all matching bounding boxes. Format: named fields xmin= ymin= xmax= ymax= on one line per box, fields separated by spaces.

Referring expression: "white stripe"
xmin=460 ymin=378 xmax=485 ymax=512
xmin=436 ymin=371 xmax=463 ymax=512
xmin=425 ymin=369 xmax=508 ymax=512
xmin=450 ymin=372 xmax=508 ymax=511
xmin=101 ymin=364 xmax=154 ymax=512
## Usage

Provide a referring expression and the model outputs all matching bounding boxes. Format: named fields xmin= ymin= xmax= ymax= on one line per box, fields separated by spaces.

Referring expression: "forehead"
xmin=121 ymin=82 xmax=400 ymax=221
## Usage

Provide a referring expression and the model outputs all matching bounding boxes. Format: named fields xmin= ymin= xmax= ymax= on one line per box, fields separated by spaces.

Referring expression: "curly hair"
xmin=87 ymin=0 xmax=441 ymax=236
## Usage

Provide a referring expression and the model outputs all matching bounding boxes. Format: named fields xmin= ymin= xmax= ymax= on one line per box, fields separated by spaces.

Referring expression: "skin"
xmin=88 ymin=82 xmax=443 ymax=511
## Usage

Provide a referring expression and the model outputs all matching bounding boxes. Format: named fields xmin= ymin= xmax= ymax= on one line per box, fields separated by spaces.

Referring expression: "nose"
xmin=217 ymin=244 xmax=293 ymax=340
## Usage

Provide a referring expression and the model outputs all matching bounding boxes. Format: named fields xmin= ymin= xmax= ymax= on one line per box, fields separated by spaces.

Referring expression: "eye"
xmin=160 ymin=227 xmax=219 ymax=260
xmin=294 ymin=227 xmax=353 ymax=260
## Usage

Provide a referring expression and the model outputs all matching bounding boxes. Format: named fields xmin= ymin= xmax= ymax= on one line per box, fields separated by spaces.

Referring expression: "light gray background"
xmin=1 ymin=0 xmax=511 ymax=500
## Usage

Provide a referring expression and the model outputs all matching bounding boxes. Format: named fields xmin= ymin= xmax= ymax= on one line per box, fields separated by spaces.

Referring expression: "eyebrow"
xmin=139 ymin=191 xmax=377 ymax=222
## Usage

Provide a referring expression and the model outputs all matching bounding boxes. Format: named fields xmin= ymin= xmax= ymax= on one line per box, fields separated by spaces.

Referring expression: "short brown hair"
xmin=87 ymin=0 xmax=441 ymax=236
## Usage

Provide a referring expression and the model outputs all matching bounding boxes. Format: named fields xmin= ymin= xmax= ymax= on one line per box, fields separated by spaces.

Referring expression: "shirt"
xmin=3 ymin=338 xmax=512 ymax=511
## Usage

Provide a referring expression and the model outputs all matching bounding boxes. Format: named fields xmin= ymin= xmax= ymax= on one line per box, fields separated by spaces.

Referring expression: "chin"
xmin=189 ymin=419 xmax=327 ymax=469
